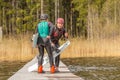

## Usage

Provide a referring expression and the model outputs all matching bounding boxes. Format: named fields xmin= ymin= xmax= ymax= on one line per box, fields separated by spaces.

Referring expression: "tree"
xmin=41 ymin=0 xmax=43 ymax=14
xmin=0 ymin=0 xmax=120 ymax=39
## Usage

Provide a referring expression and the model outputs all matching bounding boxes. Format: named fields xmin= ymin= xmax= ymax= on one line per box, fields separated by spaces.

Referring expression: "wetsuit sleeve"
xmin=63 ymin=29 xmax=68 ymax=38
xmin=48 ymin=22 xmax=54 ymax=36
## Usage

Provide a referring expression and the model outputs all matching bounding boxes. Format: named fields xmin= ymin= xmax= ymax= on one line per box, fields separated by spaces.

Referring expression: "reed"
xmin=0 ymin=35 xmax=37 ymax=61
xmin=61 ymin=37 xmax=120 ymax=58
xmin=0 ymin=35 xmax=120 ymax=61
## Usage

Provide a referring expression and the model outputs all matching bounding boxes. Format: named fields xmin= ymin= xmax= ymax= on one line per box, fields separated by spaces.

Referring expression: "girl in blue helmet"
xmin=36 ymin=14 xmax=55 ymax=73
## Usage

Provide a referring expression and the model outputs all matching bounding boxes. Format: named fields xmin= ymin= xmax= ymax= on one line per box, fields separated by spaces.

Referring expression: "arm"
xmin=48 ymin=22 xmax=54 ymax=36
xmin=47 ymin=22 xmax=54 ymax=39
xmin=63 ymin=29 xmax=68 ymax=39
xmin=64 ymin=32 xmax=68 ymax=38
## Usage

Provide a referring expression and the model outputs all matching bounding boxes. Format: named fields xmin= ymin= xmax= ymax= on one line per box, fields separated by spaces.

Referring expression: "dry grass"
xmin=0 ymin=35 xmax=37 ymax=61
xmin=1 ymin=35 xmax=120 ymax=61
xmin=61 ymin=37 xmax=120 ymax=58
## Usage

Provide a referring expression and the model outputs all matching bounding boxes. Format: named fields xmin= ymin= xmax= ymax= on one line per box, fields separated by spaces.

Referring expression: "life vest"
xmin=38 ymin=21 xmax=49 ymax=38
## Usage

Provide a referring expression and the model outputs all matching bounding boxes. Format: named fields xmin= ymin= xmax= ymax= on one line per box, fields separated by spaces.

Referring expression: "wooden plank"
xmin=8 ymin=57 xmax=83 ymax=80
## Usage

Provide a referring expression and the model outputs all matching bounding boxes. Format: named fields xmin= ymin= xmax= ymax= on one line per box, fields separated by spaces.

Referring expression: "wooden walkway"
xmin=8 ymin=57 xmax=83 ymax=80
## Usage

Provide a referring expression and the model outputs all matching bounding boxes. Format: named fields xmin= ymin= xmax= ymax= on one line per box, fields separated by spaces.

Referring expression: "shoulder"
xmin=53 ymin=26 xmax=58 ymax=31
xmin=38 ymin=21 xmax=48 ymax=25
xmin=48 ymin=21 xmax=54 ymax=27
xmin=61 ymin=27 xmax=66 ymax=31
xmin=48 ymin=21 xmax=53 ymax=25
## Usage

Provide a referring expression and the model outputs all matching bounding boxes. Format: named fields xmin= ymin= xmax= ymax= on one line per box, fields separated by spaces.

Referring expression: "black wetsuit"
xmin=51 ymin=27 xmax=66 ymax=67
xmin=37 ymin=21 xmax=54 ymax=67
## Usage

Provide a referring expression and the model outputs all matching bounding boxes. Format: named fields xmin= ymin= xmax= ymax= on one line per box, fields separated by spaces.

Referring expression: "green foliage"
xmin=0 ymin=0 xmax=120 ymax=38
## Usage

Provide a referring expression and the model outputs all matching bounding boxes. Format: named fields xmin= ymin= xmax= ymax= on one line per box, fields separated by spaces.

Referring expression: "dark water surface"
xmin=0 ymin=57 xmax=120 ymax=80
xmin=62 ymin=57 xmax=120 ymax=80
xmin=0 ymin=61 xmax=27 ymax=80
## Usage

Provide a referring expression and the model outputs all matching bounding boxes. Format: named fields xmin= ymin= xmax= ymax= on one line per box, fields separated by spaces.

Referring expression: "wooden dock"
xmin=8 ymin=57 xmax=83 ymax=80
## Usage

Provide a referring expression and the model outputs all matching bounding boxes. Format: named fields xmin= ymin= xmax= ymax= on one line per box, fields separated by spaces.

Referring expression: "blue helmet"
xmin=40 ymin=14 xmax=48 ymax=20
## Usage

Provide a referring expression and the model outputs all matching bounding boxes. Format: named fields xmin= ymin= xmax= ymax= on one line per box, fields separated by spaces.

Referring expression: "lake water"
xmin=0 ymin=57 xmax=120 ymax=80
xmin=62 ymin=57 xmax=120 ymax=80
xmin=0 ymin=61 xmax=27 ymax=80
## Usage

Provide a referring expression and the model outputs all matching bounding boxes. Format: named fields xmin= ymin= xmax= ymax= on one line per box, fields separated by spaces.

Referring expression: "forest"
xmin=0 ymin=0 xmax=120 ymax=39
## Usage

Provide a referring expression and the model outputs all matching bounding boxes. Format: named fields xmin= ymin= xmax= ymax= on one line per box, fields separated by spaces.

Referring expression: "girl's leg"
xmin=38 ymin=45 xmax=44 ymax=66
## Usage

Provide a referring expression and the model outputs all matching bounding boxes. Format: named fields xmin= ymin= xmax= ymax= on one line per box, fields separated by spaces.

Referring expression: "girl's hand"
xmin=51 ymin=42 xmax=55 ymax=47
xmin=47 ymin=36 xmax=50 ymax=39
xmin=65 ymin=33 xmax=68 ymax=38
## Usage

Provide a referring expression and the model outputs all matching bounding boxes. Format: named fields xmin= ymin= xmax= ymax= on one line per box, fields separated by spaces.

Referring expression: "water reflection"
xmin=0 ymin=61 xmax=27 ymax=80
xmin=62 ymin=57 xmax=120 ymax=80
xmin=1 ymin=57 xmax=120 ymax=80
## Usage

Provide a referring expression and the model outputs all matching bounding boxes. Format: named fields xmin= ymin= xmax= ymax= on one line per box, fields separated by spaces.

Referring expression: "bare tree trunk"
xmin=65 ymin=9 xmax=68 ymax=31
xmin=12 ymin=0 xmax=15 ymax=34
xmin=55 ymin=0 xmax=58 ymax=24
xmin=119 ymin=1 xmax=120 ymax=35
xmin=41 ymin=0 xmax=43 ymax=14
xmin=87 ymin=1 xmax=90 ymax=40
xmin=0 ymin=27 xmax=2 ymax=41
xmin=37 ymin=9 xmax=39 ymax=21
xmin=3 ymin=7 xmax=7 ymax=34
xmin=36 ymin=0 xmax=39 ymax=21
xmin=16 ymin=0 xmax=18 ymax=33
xmin=106 ymin=2 xmax=110 ymax=26
xmin=0 ymin=7 xmax=2 ymax=26
xmin=90 ymin=7 xmax=93 ymax=40
xmin=117 ymin=1 xmax=120 ymax=25
xmin=6 ymin=15 xmax=9 ymax=35
xmin=70 ymin=2 xmax=73 ymax=37
xmin=57 ymin=0 xmax=59 ymax=18
xmin=114 ymin=0 xmax=117 ymax=25
xmin=87 ymin=0 xmax=93 ymax=40
xmin=31 ymin=0 xmax=33 ymax=5
xmin=9 ymin=15 xmax=11 ymax=35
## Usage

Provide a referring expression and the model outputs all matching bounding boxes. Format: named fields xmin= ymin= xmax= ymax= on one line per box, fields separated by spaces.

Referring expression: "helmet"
xmin=40 ymin=14 xmax=48 ymax=20
xmin=57 ymin=18 xmax=64 ymax=24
